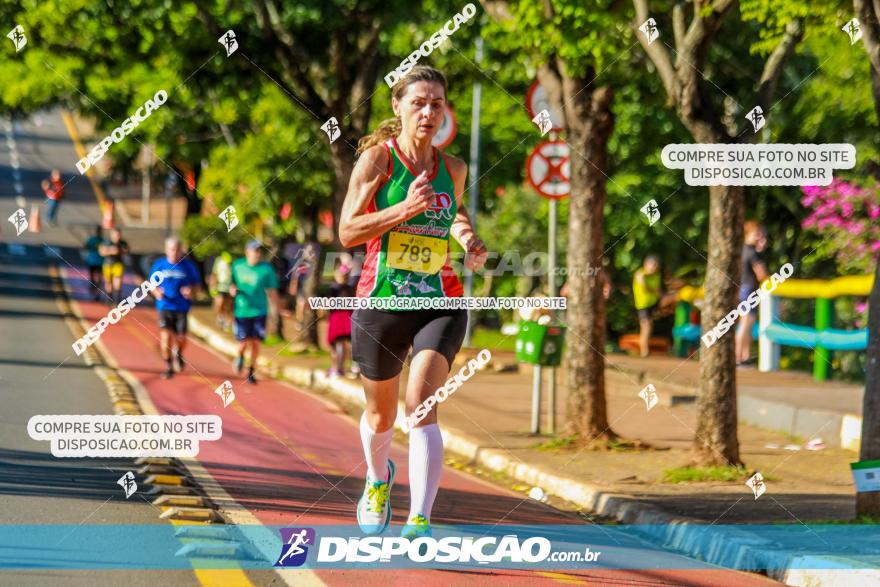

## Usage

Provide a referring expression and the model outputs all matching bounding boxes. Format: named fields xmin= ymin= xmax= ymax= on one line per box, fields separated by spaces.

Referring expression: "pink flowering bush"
xmin=801 ymin=179 xmax=880 ymax=274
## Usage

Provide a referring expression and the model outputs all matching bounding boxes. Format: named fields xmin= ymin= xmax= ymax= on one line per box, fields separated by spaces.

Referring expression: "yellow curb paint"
xmin=160 ymin=507 xmax=217 ymax=521
xmin=534 ymin=571 xmax=588 ymax=584
xmin=147 ymin=474 xmax=188 ymax=486
xmin=152 ymin=495 xmax=206 ymax=508
xmin=60 ymin=109 xmax=108 ymax=214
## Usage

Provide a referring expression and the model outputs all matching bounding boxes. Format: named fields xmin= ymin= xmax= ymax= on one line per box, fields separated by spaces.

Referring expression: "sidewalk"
xmin=189 ymin=306 xmax=858 ymax=526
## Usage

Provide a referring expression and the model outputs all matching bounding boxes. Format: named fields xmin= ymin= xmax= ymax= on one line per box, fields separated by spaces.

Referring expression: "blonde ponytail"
xmin=357 ymin=116 xmax=401 ymax=154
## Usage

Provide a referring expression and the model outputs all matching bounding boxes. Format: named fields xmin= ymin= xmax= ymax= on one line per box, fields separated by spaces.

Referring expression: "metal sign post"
xmin=463 ymin=36 xmax=483 ymax=348
xmin=548 ymin=196 xmax=557 ymax=433
xmin=524 ymin=136 xmax=569 ymax=434
xmin=531 ymin=364 xmax=542 ymax=434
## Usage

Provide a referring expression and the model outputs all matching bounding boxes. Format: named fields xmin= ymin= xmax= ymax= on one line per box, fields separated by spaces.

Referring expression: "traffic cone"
xmin=101 ymin=200 xmax=115 ymax=229
xmin=28 ymin=204 xmax=40 ymax=233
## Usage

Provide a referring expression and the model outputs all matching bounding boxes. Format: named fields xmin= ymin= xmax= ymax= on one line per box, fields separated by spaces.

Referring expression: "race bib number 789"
xmin=387 ymin=231 xmax=447 ymax=275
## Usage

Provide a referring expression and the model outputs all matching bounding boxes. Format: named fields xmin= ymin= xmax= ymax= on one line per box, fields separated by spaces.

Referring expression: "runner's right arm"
xmin=339 ymin=145 xmax=434 ymax=248
xmin=149 ymin=260 xmax=165 ymax=300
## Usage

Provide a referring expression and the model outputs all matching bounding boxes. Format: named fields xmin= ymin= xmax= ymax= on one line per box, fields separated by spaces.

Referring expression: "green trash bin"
xmin=515 ymin=320 xmax=566 ymax=366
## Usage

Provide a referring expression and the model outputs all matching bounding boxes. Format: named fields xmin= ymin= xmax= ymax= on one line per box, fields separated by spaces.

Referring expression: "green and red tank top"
xmin=356 ymin=137 xmax=464 ymax=299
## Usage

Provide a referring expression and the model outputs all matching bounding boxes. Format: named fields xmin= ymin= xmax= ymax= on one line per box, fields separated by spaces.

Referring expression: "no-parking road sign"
xmin=526 ymin=140 xmax=570 ymax=199
xmin=431 ymin=105 xmax=457 ymax=149
xmin=526 ymin=80 xmax=564 ymax=132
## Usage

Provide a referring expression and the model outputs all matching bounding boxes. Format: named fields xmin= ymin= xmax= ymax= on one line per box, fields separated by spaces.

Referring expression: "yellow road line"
xmin=60 ymin=109 xmax=107 ymax=213
xmin=167 ymin=518 xmax=255 ymax=587
xmin=230 ymin=402 xmax=343 ymax=474
xmin=123 ymin=320 xmax=157 ymax=349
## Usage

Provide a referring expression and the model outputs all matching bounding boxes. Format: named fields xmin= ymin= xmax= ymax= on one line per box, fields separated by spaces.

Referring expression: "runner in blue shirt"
xmin=150 ymin=236 xmax=201 ymax=379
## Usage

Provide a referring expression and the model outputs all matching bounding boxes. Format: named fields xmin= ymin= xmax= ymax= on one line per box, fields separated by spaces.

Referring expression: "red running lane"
xmin=62 ymin=268 xmax=781 ymax=586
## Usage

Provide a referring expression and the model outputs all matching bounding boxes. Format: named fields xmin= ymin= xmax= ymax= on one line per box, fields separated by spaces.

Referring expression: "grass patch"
xmin=790 ymin=516 xmax=880 ymax=525
xmin=263 ymin=334 xmax=286 ymax=346
xmin=278 ymin=347 xmax=329 ymax=359
xmin=662 ymin=465 xmax=753 ymax=483
xmin=534 ymin=435 xmax=652 ymax=452
xmin=468 ymin=328 xmax=517 ymax=353
xmin=534 ymin=434 xmax=579 ymax=451
xmin=606 ymin=438 xmax=651 ymax=451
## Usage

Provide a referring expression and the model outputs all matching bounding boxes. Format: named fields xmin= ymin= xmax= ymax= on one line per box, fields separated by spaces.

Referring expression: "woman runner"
xmin=339 ymin=65 xmax=487 ymax=539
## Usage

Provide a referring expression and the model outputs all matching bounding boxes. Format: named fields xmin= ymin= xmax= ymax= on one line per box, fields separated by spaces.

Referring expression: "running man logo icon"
xmin=219 ymin=30 xmax=238 ymax=57
xmin=321 ymin=117 xmax=341 ymax=144
xmin=215 ymin=380 xmax=236 ymax=408
xmin=843 ymin=18 xmax=862 ymax=45
xmin=745 ymin=105 xmax=765 ymax=133
xmin=393 ymin=274 xmax=415 ymax=295
xmin=117 ymin=471 xmax=137 ymax=499
xmin=415 ymin=275 xmax=436 ymax=293
xmin=424 ymin=192 xmax=453 ymax=221
xmin=8 ymin=208 xmax=28 ymax=236
xmin=7 ymin=25 xmax=26 ymax=52
xmin=746 ymin=472 xmax=766 ymax=499
xmin=274 ymin=527 xmax=316 ymax=567
xmin=219 ymin=205 xmax=239 ymax=232
xmin=639 ymin=18 xmax=659 ymax=45
xmin=532 ymin=109 xmax=553 ymax=136
xmin=640 ymin=199 xmax=660 ymax=226
xmin=638 ymin=383 xmax=659 ymax=411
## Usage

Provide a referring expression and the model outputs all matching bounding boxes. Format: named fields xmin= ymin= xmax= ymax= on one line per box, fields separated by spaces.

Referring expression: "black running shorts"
xmin=351 ymin=308 xmax=469 ymax=381
xmin=158 ymin=310 xmax=189 ymax=335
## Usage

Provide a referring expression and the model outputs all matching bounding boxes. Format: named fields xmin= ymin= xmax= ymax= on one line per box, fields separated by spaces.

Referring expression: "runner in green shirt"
xmin=230 ymin=241 xmax=279 ymax=384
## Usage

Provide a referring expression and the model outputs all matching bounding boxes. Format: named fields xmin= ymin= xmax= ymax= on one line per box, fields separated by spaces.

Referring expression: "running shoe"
xmin=160 ymin=368 xmax=173 ymax=380
xmin=246 ymin=369 xmax=257 ymax=385
xmin=357 ymin=459 xmax=395 ymax=535
xmin=234 ymin=354 xmax=245 ymax=374
xmin=401 ymin=514 xmax=431 ymax=539
xmin=173 ymin=350 xmax=184 ymax=373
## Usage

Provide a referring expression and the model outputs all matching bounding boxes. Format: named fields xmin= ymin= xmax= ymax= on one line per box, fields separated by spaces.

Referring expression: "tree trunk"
xmin=293 ymin=208 xmax=321 ymax=348
xmin=693 ymin=183 xmax=744 ymax=466
xmin=857 ymin=257 xmax=880 ymax=515
xmin=564 ymin=85 xmax=616 ymax=441
xmin=855 ymin=0 xmax=880 ymax=516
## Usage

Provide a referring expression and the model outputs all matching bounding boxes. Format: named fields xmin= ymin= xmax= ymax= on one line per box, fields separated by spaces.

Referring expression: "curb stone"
xmin=187 ymin=314 xmax=875 ymax=586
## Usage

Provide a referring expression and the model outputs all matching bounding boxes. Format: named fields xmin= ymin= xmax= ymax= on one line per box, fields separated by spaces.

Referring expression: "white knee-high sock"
xmin=408 ymin=423 xmax=443 ymax=522
xmin=360 ymin=412 xmax=392 ymax=482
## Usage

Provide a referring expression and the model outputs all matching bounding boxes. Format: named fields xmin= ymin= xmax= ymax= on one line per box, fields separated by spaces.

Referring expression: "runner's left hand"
xmin=464 ymin=236 xmax=488 ymax=271
xmin=181 ymin=286 xmax=192 ymax=300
